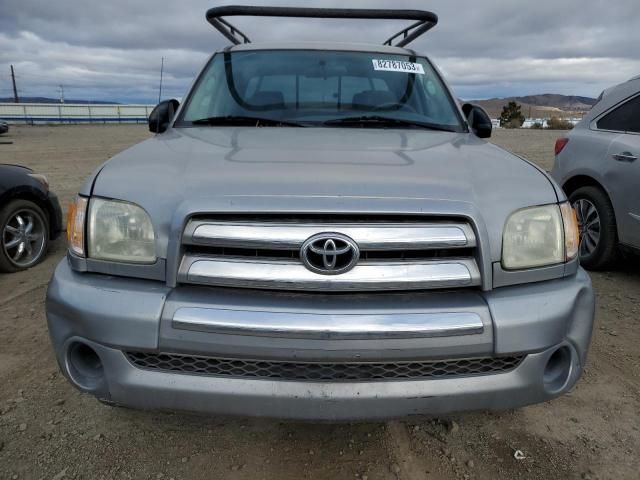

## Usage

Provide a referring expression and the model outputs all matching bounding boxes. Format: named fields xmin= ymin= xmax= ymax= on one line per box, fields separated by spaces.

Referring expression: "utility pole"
xmin=10 ymin=65 xmax=19 ymax=103
xmin=158 ymin=57 xmax=164 ymax=104
xmin=58 ymin=84 xmax=65 ymax=104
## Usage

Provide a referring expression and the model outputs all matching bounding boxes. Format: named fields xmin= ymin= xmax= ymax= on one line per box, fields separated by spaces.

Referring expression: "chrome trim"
xmin=179 ymin=256 xmax=480 ymax=291
xmin=172 ymin=307 xmax=484 ymax=339
xmin=186 ymin=221 xmax=475 ymax=250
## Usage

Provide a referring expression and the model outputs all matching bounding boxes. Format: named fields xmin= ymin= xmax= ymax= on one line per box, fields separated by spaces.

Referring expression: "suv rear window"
xmin=177 ymin=50 xmax=463 ymax=130
xmin=597 ymin=95 xmax=640 ymax=133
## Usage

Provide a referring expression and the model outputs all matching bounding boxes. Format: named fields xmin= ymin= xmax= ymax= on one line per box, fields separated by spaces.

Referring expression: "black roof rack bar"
xmin=211 ymin=16 xmax=251 ymax=44
xmin=206 ymin=6 xmax=438 ymax=47
xmin=383 ymin=20 xmax=436 ymax=48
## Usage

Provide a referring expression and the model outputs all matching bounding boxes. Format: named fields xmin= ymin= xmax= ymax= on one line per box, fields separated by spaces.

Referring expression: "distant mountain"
xmin=513 ymin=94 xmax=597 ymax=110
xmin=0 ymin=97 xmax=120 ymax=105
xmin=469 ymin=94 xmax=597 ymax=118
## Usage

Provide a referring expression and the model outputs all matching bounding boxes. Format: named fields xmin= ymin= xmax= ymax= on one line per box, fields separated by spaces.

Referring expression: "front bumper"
xmin=46 ymin=260 xmax=595 ymax=420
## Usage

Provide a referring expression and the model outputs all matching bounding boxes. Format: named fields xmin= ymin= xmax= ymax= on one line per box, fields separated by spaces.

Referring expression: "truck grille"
xmin=126 ymin=352 xmax=524 ymax=382
xmin=178 ymin=216 xmax=481 ymax=292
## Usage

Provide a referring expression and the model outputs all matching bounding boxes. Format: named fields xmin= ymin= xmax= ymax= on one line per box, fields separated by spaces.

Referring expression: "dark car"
xmin=0 ymin=164 xmax=63 ymax=272
xmin=0 ymin=120 xmax=8 ymax=135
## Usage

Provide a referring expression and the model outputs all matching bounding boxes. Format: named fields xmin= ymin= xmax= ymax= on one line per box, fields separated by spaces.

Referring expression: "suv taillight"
xmin=555 ymin=138 xmax=569 ymax=156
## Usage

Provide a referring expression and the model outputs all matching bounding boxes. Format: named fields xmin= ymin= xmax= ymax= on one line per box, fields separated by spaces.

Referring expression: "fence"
xmin=0 ymin=103 xmax=154 ymax=124
xmin=522 ymin=118 xmax=582 ymax=128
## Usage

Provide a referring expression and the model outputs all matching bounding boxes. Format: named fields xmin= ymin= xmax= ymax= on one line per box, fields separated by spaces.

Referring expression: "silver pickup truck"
xmin=46 ymin=7 xmax=595 ymax=420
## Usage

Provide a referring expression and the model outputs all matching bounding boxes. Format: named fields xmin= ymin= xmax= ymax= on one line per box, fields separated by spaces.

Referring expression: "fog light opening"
xmin=543 ymin=346 xmax=572 ymax=393
xmin=66 ymin=342 xmax=105 ymax=391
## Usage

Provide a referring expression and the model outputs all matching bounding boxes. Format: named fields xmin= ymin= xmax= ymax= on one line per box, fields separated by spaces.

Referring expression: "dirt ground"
xmin=0 ymin=125 xmax=638 ymax=480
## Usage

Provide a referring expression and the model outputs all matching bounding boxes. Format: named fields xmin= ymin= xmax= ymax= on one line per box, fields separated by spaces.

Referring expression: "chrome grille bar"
xmin=172 ymin=308 xmax=484 ymax=339
xmin=178 ymin=256 xmax=481 ymax=292
xmin=185 ymin=221 xmax=476 ymax=250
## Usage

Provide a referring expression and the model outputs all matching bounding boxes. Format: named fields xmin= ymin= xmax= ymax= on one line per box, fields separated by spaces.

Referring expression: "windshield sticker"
xmin=372 ymin=59 xmax=425 ymax=74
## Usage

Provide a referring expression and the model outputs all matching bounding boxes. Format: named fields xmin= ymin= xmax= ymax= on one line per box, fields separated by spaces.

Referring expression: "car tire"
xmin=0 ymin=199 xmax=50 ymax=273
xmin=568 ymin=186 xmax=618 ymax=270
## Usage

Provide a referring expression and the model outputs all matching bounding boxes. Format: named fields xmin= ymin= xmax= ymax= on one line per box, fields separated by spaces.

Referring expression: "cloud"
xmin=0 ymin=31 xmax=207 ymax=102
xmin=1 ymin=0 xmax=639 ymax=102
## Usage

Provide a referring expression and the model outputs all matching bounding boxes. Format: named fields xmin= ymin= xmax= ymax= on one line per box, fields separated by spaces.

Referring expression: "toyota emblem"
xmin=300 ymin=233 xmax=359 ymax=275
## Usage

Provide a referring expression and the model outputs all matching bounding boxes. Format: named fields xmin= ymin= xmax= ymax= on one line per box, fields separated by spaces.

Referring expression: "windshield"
xmin=177 ymin=50 xmax=464 ymax=131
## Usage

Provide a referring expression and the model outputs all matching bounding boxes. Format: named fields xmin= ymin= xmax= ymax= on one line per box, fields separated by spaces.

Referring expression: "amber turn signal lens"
xmin=560 ymin=202 xmax=579 ymax=261
xmin=67 ymin=196 xmax=88 ymax=257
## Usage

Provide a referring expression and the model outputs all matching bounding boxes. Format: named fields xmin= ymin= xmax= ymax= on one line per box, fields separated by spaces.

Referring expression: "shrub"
xmin=499 ymin=101 xmax=525 ymax=129
xmin=546 ymin=117 xmax=574 ymax=130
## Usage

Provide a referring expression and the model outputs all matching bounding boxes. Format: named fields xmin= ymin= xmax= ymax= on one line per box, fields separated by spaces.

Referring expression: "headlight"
xmin=88 ymin=198 xmax=156 ymax=264
xmin=502 ymin=204 xmax=569 ymax=270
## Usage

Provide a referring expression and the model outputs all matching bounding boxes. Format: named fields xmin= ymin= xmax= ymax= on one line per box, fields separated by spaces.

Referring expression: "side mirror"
xmin=149 ymin=99 xmax=180 ymax=134
xmin=461 ymin=103 xmax=492 ymax=139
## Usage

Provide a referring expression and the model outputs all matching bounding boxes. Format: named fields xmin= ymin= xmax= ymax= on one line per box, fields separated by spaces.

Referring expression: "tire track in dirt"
xmin=385 ymin=421 xmax=451 ymax=480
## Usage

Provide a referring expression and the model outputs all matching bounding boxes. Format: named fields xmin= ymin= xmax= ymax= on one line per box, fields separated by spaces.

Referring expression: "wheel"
xmin=568 ymin=186 xmax=618 ymax=270
xmin=0 ymin=199 xmax=50 ymax=273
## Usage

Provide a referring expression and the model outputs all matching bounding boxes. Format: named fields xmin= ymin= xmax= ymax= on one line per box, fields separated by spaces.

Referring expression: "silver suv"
xmin=46 ymin=7 xmax=594 ymax=420
xmin=552 ymin=76 xmax=640 ymax=269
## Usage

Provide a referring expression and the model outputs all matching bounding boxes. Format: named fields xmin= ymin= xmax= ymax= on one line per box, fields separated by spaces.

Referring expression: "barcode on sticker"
xmin=372 ymin=59 xmax=424 ymax=74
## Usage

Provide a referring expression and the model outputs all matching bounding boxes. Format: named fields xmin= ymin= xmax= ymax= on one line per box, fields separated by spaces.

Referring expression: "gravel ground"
xmin=0 ymin=125 xmax=638 ymax=480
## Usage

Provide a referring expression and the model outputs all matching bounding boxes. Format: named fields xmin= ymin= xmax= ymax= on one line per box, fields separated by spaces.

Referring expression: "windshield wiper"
xmin=190 ymin=115 xmax=306 ymax=127
xmin=323 ymin=115 xmax=457 ymax=132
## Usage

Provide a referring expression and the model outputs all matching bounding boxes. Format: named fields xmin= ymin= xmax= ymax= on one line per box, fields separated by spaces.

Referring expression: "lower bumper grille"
xmin=125 ymin=352 xmax=524 ymax=382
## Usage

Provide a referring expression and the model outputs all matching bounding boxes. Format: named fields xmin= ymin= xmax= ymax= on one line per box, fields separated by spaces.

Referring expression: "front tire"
xmin=568 ymin=186 xmax=618 ymax=270
xmin=0 ymin=199 xmax=50 ymax=273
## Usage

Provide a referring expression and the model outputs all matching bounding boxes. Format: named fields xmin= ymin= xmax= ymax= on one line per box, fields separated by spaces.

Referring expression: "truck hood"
xmin=92 ymin=127 xmax=558 ymax=261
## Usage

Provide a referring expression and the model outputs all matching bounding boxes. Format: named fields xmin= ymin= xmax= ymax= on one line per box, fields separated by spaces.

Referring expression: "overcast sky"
xmin=1 ymin=0 xmax=639 ymax=103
